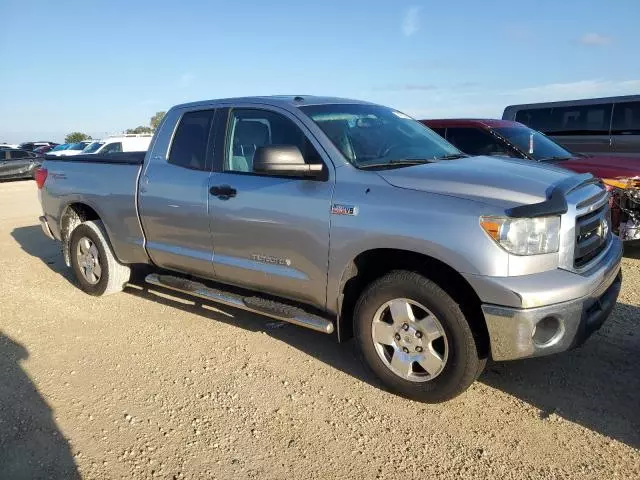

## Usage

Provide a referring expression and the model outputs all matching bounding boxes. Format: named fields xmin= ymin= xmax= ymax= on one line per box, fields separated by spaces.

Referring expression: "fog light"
xmin=532 ymin=316 xmax=563 ymax=347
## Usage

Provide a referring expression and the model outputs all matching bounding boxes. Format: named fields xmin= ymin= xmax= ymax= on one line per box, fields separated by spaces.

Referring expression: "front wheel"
xmin=354 ymin=270 xmax=485 ymax=402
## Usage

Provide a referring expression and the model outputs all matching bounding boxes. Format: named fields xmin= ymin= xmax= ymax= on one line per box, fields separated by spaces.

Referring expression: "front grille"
xmin=574 ymin=203 xmax=611 ymax=268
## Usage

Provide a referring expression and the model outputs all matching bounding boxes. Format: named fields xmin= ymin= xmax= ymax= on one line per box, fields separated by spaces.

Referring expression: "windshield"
xmin=300 ymin=104 xmax=460 ymax=167
xmin=493 ymin=126 xmax=573 ymax=161
xmin=68 ymin=142 xmax=89 ymax=150
xmin=82 ymin=141 xmax=104 ymax=153
xmin=51 ymin=144 xmax=69 ymax=151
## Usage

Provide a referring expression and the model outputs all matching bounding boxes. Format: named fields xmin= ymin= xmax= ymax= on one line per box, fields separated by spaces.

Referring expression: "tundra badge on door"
xmin=251 ymin=254 xmax=292 ymax=266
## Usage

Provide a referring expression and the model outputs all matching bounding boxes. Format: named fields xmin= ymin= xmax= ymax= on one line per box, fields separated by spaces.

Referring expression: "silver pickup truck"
xmin=37 ymin=96 xmax=623 ymax=402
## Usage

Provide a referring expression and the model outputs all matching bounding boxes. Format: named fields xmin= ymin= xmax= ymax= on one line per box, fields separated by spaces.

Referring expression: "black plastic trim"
xmin=43 ymin=152 xmax=146 ymax=165
xmin=506 ymin=173 xmax=599 ymax=218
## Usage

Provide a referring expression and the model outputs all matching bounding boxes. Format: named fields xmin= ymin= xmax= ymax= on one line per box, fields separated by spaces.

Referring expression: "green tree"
xmin=150 ymin=111 xmax=166 ymax=130
xmin=126 ymin=126 xmax=153 ymax=134
xmin=64 ymin=132 xmax=91 ymax=144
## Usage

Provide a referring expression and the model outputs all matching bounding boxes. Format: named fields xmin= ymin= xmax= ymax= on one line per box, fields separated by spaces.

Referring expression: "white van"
xmin=82 ymin=134 xmax=152 ymax=155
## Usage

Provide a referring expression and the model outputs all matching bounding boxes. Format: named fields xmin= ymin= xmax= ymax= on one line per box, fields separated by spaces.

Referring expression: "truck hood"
xmin=376 ymin=155 xmax=572 ymax=208
xmin=557 ymin=154 xmax=640 ymax=180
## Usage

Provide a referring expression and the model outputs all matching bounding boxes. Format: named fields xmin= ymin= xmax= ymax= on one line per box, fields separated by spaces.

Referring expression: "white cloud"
xmin=402 ymin=6 xmax=421 ymax=37
xmin=504 ymin=79 xmax=640 ymax=103
xmin=579 ymin=33 xmax=613 ymax=46
xmin=179 ymin=72 xmax=196 ymax=88
xmin=389 ymin=78 xmax=640 ymax=121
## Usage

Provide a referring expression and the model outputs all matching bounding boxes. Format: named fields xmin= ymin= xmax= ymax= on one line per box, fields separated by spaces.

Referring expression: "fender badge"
xmin=331 ymin=204 xmax=359 ymax=216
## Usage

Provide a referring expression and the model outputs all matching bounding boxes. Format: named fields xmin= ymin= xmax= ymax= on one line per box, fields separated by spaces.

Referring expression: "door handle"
xmin=209 ymin=185 xmax=237 ymax=199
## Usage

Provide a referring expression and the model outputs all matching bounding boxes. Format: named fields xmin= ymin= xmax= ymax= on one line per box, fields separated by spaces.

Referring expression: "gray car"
xmin=0 ymin=149 xmax=41 ymax=180
xmin=37 ymin=96 xmax=622 ymax=402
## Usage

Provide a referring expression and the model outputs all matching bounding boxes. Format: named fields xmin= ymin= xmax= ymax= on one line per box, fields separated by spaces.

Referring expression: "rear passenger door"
xmin=6 ymin=150 xmax=34 ymax=175
xmin=138 ymin=108 xmax=217 ymax=279
xmin=611 ymin=101 xmax=640 ymax=156
xmin=208 ymin=106 xmax=334 ymax=309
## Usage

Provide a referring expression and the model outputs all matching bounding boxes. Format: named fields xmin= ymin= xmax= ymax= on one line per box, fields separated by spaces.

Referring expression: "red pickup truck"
xmin=421 ymin=118 xmax=640 ymax=242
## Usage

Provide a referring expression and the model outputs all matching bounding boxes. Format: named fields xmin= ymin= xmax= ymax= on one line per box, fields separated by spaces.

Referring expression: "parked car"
xmin=47 ymin=141 xmax=92 ymax=157
xmin=0 ymin=143 xmax=19 ymax=150
xmin=18 ymin=141 xmax=57 ymax=151
xmin=48 ymin=144 xmax=71 ymax=154
xmin=0 ymin=149 xmax=41 ymax=180
xmin=81 ymin=134 xmax=153 ymax=155
xmin=503 ymin=95 xmax=640 ymax=156
xmin=37 ymin=96 xmax=622 ymax=402
xmin=421 ymin=118 xmax=640 ymax=241
xmin=34 ymin=145 xmax=54 ymax=155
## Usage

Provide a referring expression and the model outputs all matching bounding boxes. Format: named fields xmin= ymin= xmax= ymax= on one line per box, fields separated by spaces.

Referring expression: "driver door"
xmin=208 ymin=106 xmax=334 ymax=309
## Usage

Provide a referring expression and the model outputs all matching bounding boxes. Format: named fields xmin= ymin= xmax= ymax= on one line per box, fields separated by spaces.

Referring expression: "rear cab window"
xmin=168 ymin=110 xmax=215 ymax=170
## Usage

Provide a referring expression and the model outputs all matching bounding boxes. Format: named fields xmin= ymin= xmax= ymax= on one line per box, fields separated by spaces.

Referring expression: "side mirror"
xmin=253 ymin=145 xmax=323 ymax=177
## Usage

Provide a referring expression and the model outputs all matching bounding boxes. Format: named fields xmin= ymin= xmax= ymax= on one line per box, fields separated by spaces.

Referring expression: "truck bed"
xmin=40 ymin=152 xmax=149 ymax=264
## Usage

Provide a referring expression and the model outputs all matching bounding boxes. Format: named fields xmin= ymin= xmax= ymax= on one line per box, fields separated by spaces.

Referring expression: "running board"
xmin=144 ymin=273 xmax=334 ymax=334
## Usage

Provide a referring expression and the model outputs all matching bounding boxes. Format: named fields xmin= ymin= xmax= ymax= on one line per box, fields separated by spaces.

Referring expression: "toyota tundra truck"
xmin=36 ymin=96 xmax=623 ymax=402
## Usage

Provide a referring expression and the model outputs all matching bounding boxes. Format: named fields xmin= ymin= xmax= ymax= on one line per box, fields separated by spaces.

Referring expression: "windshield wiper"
xmin=358 ymin=158 xmax=436 ymax=169
xmin=436 ymin=153 xmax=468 ymax=160
xmin=538 ymin=155 xmax=573 ymax=162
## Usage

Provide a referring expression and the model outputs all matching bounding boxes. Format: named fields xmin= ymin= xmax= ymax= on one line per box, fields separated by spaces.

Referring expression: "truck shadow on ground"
xmin=479 ymin=301 xmax=640 ymax=449
xmin=11 ymin=225 xmax=75 ymax=284
xmin=125 ymin=272 xmax=640 ymax=450
xmin=0 ymin=332 xmax=80 ymax=479
xmin=10 ymin=224 xmax=640 ymax=450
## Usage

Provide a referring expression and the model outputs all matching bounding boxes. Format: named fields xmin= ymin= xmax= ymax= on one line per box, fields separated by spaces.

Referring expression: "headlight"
xmin=480 ymin=216 xmax=560 ymax=255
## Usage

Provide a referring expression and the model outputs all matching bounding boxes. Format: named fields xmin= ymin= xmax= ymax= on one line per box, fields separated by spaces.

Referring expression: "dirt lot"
xmin=0 ymin=180 xmax=638 ymax=480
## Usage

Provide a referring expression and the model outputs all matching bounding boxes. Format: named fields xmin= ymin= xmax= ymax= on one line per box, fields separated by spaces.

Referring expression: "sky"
xmin=1 ymin=0 xmax=639 ymax=143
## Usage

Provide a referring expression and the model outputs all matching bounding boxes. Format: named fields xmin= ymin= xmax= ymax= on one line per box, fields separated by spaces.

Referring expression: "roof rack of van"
xmin=111 ymin=133 xmax=153 ymax=138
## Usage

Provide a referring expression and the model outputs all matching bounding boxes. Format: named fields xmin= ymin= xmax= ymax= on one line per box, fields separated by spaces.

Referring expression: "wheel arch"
xmin=59 ymin=202 xmax=103 ymax=266
xmin=336 ymin=248 xmax=489 ymax=358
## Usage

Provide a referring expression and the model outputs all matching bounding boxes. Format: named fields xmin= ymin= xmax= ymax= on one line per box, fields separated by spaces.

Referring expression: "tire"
xmin=69 ymin=220 xmax=131 ymax=296
xmin=354 ymin=270 xmax=485 ymax=403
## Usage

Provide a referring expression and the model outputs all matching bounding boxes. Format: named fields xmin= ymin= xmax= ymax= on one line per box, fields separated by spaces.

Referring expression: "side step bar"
xmin=145 ymin=273 xmax=334 ymax=334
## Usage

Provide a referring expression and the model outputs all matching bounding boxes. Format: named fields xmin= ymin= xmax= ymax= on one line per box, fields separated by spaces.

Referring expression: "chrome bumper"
xmin=39 ymin=215 xmax=55 ymax=240
xmin=480 ymin=237 xmax=623 ymax=361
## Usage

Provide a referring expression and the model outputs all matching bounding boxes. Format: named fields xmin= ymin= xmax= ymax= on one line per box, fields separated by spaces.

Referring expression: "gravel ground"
xmin=0 ymin=180 xmax=638 ymax=480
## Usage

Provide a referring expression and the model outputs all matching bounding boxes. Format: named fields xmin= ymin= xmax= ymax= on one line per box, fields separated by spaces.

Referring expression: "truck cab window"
xmin=225 ymin=109 xmax=322 ymax=173
xmin=9 ymin=150 xmax=29 ymax=159
xmin=612 ymin=101 xmax=640 ymax=134
xmin=168 ymin=110 xmax=215 ymax=170
xmin=445 ymin=127 xmax=513 ymax=157
xmin=101 ymin=142 xmax=122 ymax=154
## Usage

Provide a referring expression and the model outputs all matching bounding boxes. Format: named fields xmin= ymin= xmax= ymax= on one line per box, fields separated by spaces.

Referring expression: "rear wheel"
xmin=354 ymin=270 xmax=485 ymax=402
xmin=69 ymin=220 xmax=130 ymax=296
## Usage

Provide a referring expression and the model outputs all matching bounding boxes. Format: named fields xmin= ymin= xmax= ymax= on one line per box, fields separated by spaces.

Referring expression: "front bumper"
xmin=476 ymin=236 xmax=623 ymax=360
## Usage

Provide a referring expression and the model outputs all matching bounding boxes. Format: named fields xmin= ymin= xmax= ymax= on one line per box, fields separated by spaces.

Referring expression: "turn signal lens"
xmin=479 ymin=218 xmax=502 ymax=241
